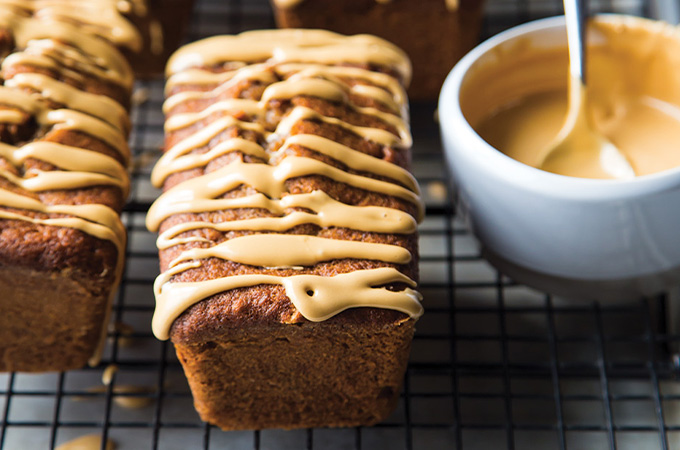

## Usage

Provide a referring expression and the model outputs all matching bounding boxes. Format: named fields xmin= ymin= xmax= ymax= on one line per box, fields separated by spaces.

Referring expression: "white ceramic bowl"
xmin=439 ymin=15 xmax=680 ymax=300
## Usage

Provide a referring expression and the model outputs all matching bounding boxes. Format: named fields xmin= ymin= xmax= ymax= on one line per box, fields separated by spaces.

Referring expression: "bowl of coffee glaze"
xmin=438 ymin=15 xmax=680 ymax=300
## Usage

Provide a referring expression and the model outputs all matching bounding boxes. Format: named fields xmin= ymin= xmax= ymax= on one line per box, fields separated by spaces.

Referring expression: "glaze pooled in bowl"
xmin=466 ymin=17 xmax=680 ymax=179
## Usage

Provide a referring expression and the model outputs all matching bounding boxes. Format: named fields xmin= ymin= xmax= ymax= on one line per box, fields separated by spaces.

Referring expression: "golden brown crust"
xmin=0 ymin=217 xmax=118 ymax=281
xmin=157 ymin=37 xmax=419 ymax=428
xmin=0 ymin=265 xmax=111 ymax=372
xmin=174 ymin=318 xmax=414 ymax=430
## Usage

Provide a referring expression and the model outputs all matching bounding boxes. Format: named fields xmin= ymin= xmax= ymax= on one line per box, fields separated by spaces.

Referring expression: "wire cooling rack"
xmin=2 ymin=0 xmax=680 ymax=449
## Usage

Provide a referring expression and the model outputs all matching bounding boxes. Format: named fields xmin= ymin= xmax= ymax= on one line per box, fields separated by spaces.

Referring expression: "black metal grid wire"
xmin=2 ymin=0 xmax=680 ymax=449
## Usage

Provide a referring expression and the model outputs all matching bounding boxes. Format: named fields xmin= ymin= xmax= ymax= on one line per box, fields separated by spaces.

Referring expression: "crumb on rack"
xmin=131 ymin=87 xmax=150 ymax=106
xmin=427 ymin=180 xmax=448 ymax=201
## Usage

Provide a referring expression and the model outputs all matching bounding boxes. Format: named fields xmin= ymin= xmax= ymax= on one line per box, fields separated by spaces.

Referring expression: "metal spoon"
xmin=537 ymin=0 xmax=635 ymax=179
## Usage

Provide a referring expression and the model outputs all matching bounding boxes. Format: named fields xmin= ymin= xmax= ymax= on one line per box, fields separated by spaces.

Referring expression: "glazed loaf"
xmin=270 ymin=0 xmax=486 ymax=100
xmin=0 ymin=4 xmax=131 ymax=371
xmin=147 ymin=29 xmax=424 ymax=429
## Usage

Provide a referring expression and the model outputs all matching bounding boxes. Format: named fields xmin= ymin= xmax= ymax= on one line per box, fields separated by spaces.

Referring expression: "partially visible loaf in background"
xmin=0 ymin=0 xmax=196 ymax=78
xmin=270 ymin=0 xmax=486 ymax=100
xmin=126 ymin=0 xmax=197 ymax=77
xmin=0 ymin=3 xmax=131 ymax=372
xmin=147 ymin=29 xmax=424 ymax=429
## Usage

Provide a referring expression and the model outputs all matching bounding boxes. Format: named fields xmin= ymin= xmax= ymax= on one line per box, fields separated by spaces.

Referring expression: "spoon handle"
xmin=563 ymin=0 xmax=587 ymax=84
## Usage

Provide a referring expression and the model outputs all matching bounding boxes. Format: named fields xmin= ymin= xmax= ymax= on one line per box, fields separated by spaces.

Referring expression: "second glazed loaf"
xmin=0 ymin=4 xmax=131 ymax=371
xmin=147 ymin=29 xmax=424 ymax=429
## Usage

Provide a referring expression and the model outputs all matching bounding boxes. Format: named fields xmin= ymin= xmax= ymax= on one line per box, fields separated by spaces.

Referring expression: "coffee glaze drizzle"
xmin=0 ymin=6 xmax=134 ymax=89
xmin=0 ymin=5 xmax=131 ymax=363
xmin=0 ymin=0 xmax=145 ymax=52
xmin=148 ymin=29 xmax=424 ymax=340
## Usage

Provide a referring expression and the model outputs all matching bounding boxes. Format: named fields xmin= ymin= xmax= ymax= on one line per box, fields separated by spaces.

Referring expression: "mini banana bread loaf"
xmin=0 ymin=5 xmax=131 ymax=372
xmin=270 ymin=0 xmax=486 ymax=100
xmin=147 ymin=29 xmax=424 ymax=429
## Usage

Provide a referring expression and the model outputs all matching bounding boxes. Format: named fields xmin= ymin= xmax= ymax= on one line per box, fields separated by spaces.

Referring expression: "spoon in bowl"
xmin=537 ymin=0 xmax=636 ymax=179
